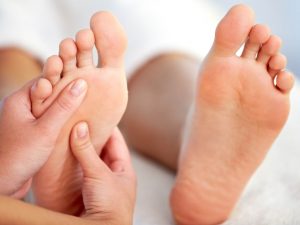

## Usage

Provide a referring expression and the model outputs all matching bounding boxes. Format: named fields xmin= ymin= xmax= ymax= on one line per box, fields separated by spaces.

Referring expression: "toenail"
xmin=76 ymin=122 xmax=88 ymax=139
xmin=111 ymin=162 xmax=125 ymax=173
xmin=70 ymin=79 xmax=87 ymax=97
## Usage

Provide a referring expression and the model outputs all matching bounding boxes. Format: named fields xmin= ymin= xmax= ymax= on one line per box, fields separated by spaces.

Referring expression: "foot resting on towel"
xmin=170 ymin=4 xmax=294 ymax=225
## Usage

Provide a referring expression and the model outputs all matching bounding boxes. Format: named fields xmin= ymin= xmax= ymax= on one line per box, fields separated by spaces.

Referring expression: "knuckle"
xmin=56 ymin=95 xmax=74 ymax=112
xmin=75 ymin=139 xmax=93 ymax=151
xmin=1 ymin=95 xmax=15 ymax=110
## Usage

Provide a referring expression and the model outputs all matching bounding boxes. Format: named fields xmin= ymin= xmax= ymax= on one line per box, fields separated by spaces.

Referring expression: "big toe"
xmin=90 ymin=11 xmax=127 ymax=68
xmin=212 ymin=4 xmax=255 ymax=56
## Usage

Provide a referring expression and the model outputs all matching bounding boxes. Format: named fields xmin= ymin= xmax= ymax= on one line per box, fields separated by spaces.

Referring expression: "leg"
xmin=120 ymin=53 xmax=199 ymax=170
xmin=0 ymin=48 xmax=41 ymax=99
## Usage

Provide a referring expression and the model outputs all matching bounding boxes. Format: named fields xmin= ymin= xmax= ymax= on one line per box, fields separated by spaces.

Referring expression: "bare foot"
xmin=31 ymin=12 xmax=128 ymax=215
xmin=170 ymin=4 xmax=294 ymax=225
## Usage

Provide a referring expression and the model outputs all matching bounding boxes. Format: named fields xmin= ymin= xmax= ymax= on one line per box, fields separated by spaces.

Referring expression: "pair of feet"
xmin=30 ymin=4 xmax=294 ymax=225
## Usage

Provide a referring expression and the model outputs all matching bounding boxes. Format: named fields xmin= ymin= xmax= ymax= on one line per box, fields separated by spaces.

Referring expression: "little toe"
xmin=31 ymin=78 xmax=53 ymax=118
xmin=212 ymin=4 xmax=255 ymax=57
xmin=59 ymin=38 xmax=77 ymax=73
xmin=268 ymin=53 xmax=287 ymax=78
xmin=75 ymin=29 xmax=95 ymax=67
xmin=276 ymin=71 xmax=294 ymax=93
xmin=42 ymin=55 xmax=63 ymax=86
xmin=90 ymin=11 xmax=127 ymax=68
xmin=257 ymin=35 xmax=282 ymax=65
xmin=241 ymin=24 xmax=270 ymax=59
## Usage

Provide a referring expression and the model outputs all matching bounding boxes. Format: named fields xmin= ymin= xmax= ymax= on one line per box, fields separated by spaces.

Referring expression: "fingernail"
xmin=77 ymin=122 xmax=88 ymax=139
xmin=31 ymin=81 xmax=38 ymax=91
xmin=70 ymin=79 xmax=87 ymax=97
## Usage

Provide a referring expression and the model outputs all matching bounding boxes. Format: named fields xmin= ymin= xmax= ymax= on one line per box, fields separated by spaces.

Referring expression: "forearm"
xmin=0 ymin=195 xmax=99 ymax=225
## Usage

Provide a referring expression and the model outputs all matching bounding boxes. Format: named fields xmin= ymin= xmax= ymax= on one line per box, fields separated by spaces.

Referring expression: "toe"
xmin=42 ymin=55 xmax=63 ymax=85
xmin=59 ymin=38 xmax=77 ymax=73
xmin=241 ymin=24 xmax=270 ymax=59
xmin=212 ymin=4 xmax=255 ymax=57
xmin=268 ymin=53 xmax=287 ymax=78
xmin=90 ymin=11 xmax=127 ymax=68
xmin=257 ymin=35 xmax=282 ymax=65
xmin=276 ymin=71 xmax=294 ymax=93
xmin=75 ymin=29 xmax=95 ymax=67
xmin=31 ymin=78 xmax=53 ymax=118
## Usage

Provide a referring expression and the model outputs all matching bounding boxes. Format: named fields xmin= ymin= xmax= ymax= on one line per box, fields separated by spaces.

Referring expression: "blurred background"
xmin=211 ymin=0 xmax=300 ymax=77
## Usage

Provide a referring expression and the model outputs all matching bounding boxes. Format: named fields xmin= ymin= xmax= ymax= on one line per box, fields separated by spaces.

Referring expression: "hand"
xmin=70 ymin=123 xmax=136 ymax=225
xmin=0 ymin=78 xmax=87 ymax=198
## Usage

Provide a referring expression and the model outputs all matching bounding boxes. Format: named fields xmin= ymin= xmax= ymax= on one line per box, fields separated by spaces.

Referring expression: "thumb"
xmin=37 ymin=79 xmax=87 ymax=133
xmin=70 ymin=122 xmax=110 ymax=178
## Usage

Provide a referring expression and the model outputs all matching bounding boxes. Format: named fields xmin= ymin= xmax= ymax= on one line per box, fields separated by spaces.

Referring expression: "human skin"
xmin=0 ymin=50 xmax=193 ymax=173
xmin=0 ymin=36 xmax=199 ymax=221
xmin=120 ymin=53 xmax=199 ymax=170
xmin=0 ymin=126 xmax=136 ymax=225
xmin=0 ymin=48 xmax=41 ymax=99
xmin=0 ymin=196 xmax=99 ymax=225
xmin=0 ymin=95 xmax=135 ymax=225
xmin=0 ymin=5 xmax=294 ymax=224
xmin=0 ymin=125 xmax=136 ymax=225
xmin=69 ymin=124 xmax=136 ymax=224
xmin=29 ymin=12 xmax=129 ymax=215
xmin=0 ymin=78 xmax=87 ymax=198
xmin=170 ymin=5 xmax=293 ymax=224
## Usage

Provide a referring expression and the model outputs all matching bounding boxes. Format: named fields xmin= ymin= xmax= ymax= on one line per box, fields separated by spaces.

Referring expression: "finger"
xmin=102 ymin=128 xmax=134 ymax=175
xmin=37 ymin=79 xmax=87 ymax=133
xmin=2 ymin=78 xmax=38 ymax=120
xmin=70 ymin=122 xmax=110 ymax=178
